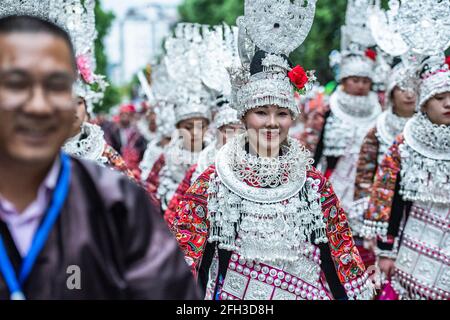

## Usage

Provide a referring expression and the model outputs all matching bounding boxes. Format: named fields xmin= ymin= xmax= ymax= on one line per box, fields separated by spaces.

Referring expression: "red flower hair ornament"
xmin=288 ymin=65 xmax=316 ymax=95
xmin=365 ymin=48 xmax=377 ymax=62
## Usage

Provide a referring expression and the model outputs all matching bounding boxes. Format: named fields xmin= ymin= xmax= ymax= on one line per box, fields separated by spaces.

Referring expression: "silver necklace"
xmin=400 ymin=113 xmax=450 ymax=204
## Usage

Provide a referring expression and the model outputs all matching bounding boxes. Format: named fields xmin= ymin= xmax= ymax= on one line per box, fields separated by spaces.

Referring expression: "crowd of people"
xmin=0 ymin=0 xmax=448 ymax=301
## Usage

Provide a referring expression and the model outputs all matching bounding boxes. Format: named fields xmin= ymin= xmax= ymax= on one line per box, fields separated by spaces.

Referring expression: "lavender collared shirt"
xmin=0 ymin=159 xmax=61 ymax=257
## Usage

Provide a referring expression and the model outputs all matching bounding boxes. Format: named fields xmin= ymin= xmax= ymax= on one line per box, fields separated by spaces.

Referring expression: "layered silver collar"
xmin=63 ymin=122 xmax=107 ymax=164
xmin=323 ymin=87 xmax=382 ymax=157
xmin=376 ymin=109 xmax=410 ymax=154
xmin=400 ymin=113 xmax=450 ymax=204
xmin=329 ymin=86 xmax=382 ymax=122
xmin=215 ymin=134 xmax=313 ymax=203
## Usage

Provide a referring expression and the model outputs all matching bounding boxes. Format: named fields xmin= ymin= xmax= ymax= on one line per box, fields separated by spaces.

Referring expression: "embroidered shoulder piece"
xmin=309 ymin=167 xmax=374 ymax=300
xmin=172 ymin=165 xmax=216 ymax=273
xmin=362 ymin=135 xmax=404 ymax=238
xmin=354 ymin=127 xmax=380 ymax=201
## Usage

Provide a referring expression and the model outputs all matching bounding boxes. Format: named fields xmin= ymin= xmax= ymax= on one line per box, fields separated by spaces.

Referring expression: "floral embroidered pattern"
xmin=146 ymin=154 xmax=166 ymax=201
xmin=365 ymin=135 xmax=403 ymax=225
xmin=354 ymin=127 xmax=380 ymax=201
xmin=103 ymin=144 xmax=140 ymax=182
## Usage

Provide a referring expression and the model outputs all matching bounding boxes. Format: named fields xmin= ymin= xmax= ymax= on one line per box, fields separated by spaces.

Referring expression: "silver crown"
xmin=173 ymin=88 xmax=212 ymax=124
xmin=239 ymin=0 xmax=317 ymax=56
xmin=338 ymin=51 xmax=376 ymax=81
xmin=151 ymin=64 xmax=176 ymax=138
xmin=341 ymin=0 xmax=377 ymax=50
xmin=388 ymin=1 xmax=450 ymax=109
xmin=385 ymin=61 xmax=417 ymax=108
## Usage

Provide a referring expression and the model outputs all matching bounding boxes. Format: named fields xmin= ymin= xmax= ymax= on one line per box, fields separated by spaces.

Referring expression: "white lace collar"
xmin=323 ymin=87 xmax=382 ymax=157
xmin=403 ymin=113 xmax=450 ymax=160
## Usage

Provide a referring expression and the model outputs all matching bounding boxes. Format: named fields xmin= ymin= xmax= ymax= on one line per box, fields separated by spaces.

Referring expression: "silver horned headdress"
xmin=331 ymin=0 xmax=378 ymax=82
xmin=388 ymin=0 xmax=450 ymax=110
xmin=164 ymin=23 xmax=220 ymax=124
xmin=230 ymin=0 xmax=317 ymax=119
xmin=0 ymin=0 xmax=107 ymax=115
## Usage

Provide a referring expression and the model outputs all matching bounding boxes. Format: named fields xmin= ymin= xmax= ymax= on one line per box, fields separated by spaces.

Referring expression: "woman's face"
xmin=423 ymin=92 xmax=450 ymax=126
xmin=342 ymin=76 xmax=372 ymax=96
xmin=177 ymin=117 xmax=209 ymax=152
xmin=243 ymin=105 xmax=294 ymax=157
xmin=392 ymin=87 xmax=416 ymax=118
xmin=70 ymin=97 xmax=88 ymax=137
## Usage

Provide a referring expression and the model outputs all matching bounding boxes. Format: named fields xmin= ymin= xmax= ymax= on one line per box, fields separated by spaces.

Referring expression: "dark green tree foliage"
xmin=179 ymin=0 xmax=244 ymax=26
xmin=93 ymin=0 xmax=121 ymax=114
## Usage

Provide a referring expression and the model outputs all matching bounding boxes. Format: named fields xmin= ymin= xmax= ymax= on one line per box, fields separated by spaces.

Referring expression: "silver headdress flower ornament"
xmin=164 ymin=23 xmax=217 ymax=125
xmin=230 ymin=0 xmax=317 ymax=119
xmin=0 ymin=0 xmax=108 ymax=116
xmin=330 ymin=0 xmax=378 ymax=82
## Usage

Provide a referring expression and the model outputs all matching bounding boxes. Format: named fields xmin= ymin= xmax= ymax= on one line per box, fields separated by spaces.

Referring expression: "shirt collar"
xmin=0 ymin=156 xmax=61 ymax=217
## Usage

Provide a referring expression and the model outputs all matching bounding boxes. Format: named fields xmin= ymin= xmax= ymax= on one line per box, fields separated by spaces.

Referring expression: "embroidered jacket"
xmin=173 ymin=165 xmax=371 ymax=300
xmin=165 ymin=164 xmax=197 ymax=231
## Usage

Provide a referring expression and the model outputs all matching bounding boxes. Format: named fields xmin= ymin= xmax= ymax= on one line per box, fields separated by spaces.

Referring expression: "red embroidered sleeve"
xmin=365 ymin=135 xmax=403 ymax=224
xmin=165 ymin=164 xmax=197 ymax=232
xmin=102 ymin=143 xmax=141 ymax=183
xmin=308 ymin=168 xmax=367 ymax=285
xmin=172 ymin=165 xmax=215 ymax=274
xmin=145 ymin=154 xmax=165 ymax=197
xmin=354 ymin=127 xmax=380 ymax=201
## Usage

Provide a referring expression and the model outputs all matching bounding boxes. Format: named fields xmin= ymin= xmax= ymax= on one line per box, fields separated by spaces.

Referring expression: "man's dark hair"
xmin=0 ymin=15 xmax=77 ymax=72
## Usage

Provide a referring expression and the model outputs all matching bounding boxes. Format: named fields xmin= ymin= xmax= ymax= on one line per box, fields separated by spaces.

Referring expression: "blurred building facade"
xmin=104 ymin=0 xmax=181 ymax=85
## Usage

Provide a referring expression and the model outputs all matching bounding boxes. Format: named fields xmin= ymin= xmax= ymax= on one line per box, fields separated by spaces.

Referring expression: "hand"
xmin=378 ymin=258 xmax=396 ymax=278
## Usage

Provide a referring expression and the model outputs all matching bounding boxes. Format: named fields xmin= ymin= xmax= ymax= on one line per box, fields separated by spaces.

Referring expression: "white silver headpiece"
xmin=331 ymin=0 xmax=378 ymax=82
xmin=164 ymin=23 xmax=217 ymax=124
xmin=214 ymin=106 xmax=240 ymax=130
xmin=417 ymin=54 xmax=450 ymax=110
xmin=0 ymin=0 xmax=107 ymax=116
xmin=384 ymin=61 xmax=414 ymax=108
xmin=231 ymin=0 xmax=317 ymax=119
xmin=368 ymin=1 xmax=409 ymax=57
xmin=387 ymin=1 xmax=450 ymax=110
xmin=151 ymin=64 xmax=176 ymax=138
xmin=391 ymin=0 xmax=450 ymax=56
